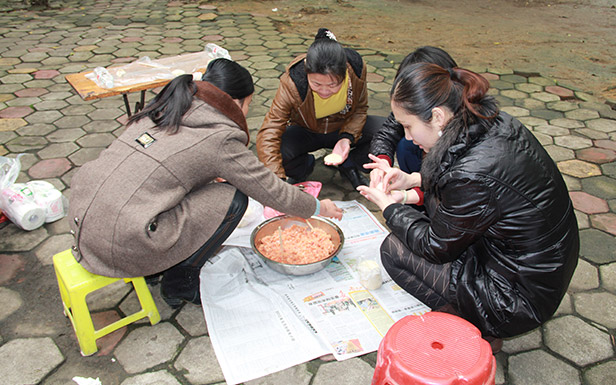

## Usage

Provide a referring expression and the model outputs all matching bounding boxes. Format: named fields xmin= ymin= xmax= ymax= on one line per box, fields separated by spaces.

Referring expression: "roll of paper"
xmin=28 ymin=181 xmax=66 ymax=222
xmin=3 ymin=200 xmax=46 ymax=231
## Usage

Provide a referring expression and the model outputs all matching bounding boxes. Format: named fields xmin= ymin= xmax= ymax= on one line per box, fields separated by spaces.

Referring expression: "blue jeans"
xmin=396 ymin=138 xmax=423 ymax=174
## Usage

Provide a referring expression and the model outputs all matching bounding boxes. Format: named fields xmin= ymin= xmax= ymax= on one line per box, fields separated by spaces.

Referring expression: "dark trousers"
xmin=160 ymin=188 xmax=248 ymax=301
xmin=180 ymin=188 xmax=247 ymax=269
xmin=281 ymin=115 xmax=386 ymax=180
xmin=380 ymin=233 xmax=451 ymax=309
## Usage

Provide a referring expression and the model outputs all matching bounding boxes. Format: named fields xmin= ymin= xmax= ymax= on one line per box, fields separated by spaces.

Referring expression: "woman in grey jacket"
xmin=69 ymin=59 xmax=342 ymax=308
xmin=358 ymin=63 xmax=578 ymax=343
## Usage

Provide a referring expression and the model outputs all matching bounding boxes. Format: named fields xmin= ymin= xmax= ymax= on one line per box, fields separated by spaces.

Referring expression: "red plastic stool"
xmin=372 ymin=312 xmax=496 ymax=385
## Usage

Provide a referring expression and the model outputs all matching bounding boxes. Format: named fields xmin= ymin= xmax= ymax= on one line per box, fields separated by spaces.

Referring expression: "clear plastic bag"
xmin=0 ymin=155 xmax=68 ymax=230
xmin=85 ymin=43 xmax=230 ymax=89
xmin=357 ymin=254 xmax=383 ymax=290
xmin=237 ymin=198 xmax=264 ymax=228
xmin=0 ymin=153 xmax=23 ymax=190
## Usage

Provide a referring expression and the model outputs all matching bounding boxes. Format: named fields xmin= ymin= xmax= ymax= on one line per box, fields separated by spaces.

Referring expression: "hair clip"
xmin=325 ymin=30 xmax=337 ymax=41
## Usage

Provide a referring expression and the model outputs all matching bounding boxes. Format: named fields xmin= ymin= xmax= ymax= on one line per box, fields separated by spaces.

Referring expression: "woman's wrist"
xmin=314 ymin=197 xmax=321 ymax=216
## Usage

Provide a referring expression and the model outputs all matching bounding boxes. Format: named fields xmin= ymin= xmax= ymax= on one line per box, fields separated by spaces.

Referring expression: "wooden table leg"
xmin=122 ymin=90 xmax=147 ymax=117
xmin=122 ymin=93 xmax=132 ymax=117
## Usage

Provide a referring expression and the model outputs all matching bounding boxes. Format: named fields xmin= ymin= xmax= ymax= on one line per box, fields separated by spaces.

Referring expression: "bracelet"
xmin=402 ymin=189 xmax=407 ymax=204
xmin=313 ymin=197 xmax=321 ymax=216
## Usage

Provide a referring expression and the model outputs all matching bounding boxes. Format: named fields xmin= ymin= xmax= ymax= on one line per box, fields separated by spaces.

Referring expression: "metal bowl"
xmin=250 ymin=215 xmax=344 ymax=276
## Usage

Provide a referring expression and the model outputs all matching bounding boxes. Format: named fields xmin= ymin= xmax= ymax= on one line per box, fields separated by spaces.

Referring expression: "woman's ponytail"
xmin=391 ymin=63 xmax=498 ymax=193
xmin=451 ymin=68 xmax=494 ymax=120
xmin=128 ymin=74 xmax=196 ymax=134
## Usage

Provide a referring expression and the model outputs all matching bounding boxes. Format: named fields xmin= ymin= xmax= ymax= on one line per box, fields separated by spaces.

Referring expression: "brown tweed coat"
xmin=69 ymin=82 xmax=317 ymax=278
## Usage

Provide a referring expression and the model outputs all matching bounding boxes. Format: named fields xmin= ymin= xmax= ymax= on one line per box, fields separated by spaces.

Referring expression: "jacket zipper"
xmin=298 ymin=109 xmax=309 ymax=129
xmin=325 ymin=117 xmax=329 ymax=134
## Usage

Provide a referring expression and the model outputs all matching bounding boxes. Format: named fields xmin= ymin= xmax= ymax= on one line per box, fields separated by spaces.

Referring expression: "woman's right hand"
xmin=364 ymin=154 xmax=415 ymax=192
xmin=319 ymin=199 xmax=343 ymax=220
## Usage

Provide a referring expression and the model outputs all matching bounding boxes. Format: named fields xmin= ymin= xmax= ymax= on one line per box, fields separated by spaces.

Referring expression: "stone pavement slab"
xmin=0 ymin=1 xmax=614 ymax=384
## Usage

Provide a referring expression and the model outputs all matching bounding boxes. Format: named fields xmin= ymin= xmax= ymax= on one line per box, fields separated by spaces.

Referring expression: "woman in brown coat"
xmin=69 ymin=59 xmax=343 ymax=308
xmin=256 ymin=28 xmax=385 ymax=189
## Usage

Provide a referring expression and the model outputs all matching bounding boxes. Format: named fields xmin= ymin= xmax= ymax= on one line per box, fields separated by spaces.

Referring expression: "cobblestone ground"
xmin=0 ymin=1 xmax=615 ymax=384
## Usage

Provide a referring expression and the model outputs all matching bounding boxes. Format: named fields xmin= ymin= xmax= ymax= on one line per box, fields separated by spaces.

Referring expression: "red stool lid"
xmin=376 ymin=312 xmax=495 ymax=385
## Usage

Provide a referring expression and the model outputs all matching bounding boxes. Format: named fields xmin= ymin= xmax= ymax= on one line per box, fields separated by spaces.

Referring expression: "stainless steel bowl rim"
xmin=250 ymin=215 xmax=345 ymax=269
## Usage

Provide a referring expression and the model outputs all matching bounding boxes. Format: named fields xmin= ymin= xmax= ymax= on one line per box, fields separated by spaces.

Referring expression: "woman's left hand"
xmin=325 ymin=138 xmax=351 ymax=165
xmin=356 ymin=185 xmax=397 ymax=211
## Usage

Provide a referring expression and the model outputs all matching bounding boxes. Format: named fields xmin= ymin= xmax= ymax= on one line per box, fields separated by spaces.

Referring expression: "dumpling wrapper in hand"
xmin=324 ymin=153 xmax=343 ymax=165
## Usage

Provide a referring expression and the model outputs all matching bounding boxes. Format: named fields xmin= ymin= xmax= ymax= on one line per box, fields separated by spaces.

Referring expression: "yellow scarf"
xmin=313 ymin=71 xmax=349 ymax=119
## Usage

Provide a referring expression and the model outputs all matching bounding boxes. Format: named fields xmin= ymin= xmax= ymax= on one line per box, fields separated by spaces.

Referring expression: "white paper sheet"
xmin=201 ymin=201 xmax=430 ymax=385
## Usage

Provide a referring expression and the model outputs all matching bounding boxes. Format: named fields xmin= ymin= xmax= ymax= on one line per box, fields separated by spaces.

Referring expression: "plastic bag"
xmin=237 ymin=198 xmax=264 ymax=228
xmin=357 ymin=254 xmax=383 ymax=290
xmin=263 ymin=181 xmax=322 ymax=219
xmin=84 ymin=43 xmax=231 ymax=89
xmin=0 ymin=153 xmax=23 ymax=190
xmin=0 ymin=155 xmax=68 ymax=231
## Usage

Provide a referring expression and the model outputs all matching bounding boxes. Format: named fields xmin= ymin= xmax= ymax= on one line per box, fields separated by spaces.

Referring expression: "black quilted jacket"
xmin=383 ymin=112 xmax=579 ymax=337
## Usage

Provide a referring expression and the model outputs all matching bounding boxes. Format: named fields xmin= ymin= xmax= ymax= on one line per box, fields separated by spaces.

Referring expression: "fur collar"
xmin=194 ymin=81 xmax=249 ymax=145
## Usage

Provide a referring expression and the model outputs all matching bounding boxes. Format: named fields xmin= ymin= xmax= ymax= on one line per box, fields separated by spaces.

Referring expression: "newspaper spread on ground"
xmin=200 ymin=200 xmax=430 ymax=385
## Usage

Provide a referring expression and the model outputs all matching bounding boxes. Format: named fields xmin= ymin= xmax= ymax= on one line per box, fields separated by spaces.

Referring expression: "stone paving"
xmin=0 ymin=1 xmax=615 ymax=384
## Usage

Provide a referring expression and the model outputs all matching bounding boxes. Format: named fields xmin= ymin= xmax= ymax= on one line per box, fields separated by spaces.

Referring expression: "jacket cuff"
xmin=338 ymin=132 xmax=355 ymax=145
xmin=376 ymin=154 xmax=393 ymax=166
xmin=412 ymin=187 xmax=424 ymax=206
xmin=383 ymin=202 xmax=403 ymax=221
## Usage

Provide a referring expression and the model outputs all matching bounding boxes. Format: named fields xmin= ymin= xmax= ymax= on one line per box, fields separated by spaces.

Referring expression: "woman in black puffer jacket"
xmin=369 ymin=46 xmax=457 ymax=177
xmin=357 ymin=63 xmax=579 ymax=339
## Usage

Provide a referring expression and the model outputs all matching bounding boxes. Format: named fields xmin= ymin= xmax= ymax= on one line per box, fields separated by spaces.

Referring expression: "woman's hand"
xmin=364 ymin=154 xmax=415 ymax=192
xmin=356 ymin=185 xmax=397 ymax=211
xmin=325 ymin=138 xmax=351 ymax=165
xmin=319 ymin=199 xmax=343 ymax=220
xmin=366 ymin=155 xmax=390 ymax=190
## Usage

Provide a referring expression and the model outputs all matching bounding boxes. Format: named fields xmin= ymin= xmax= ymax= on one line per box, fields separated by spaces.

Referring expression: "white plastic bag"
xmin=357 ymin=254 xmax=383 ymax=290
xmin=237 ymin=198 xmax=264 ymax=228
xmin=0 ymin=155 xmax=68 ymax=231
xmin=0 ymin=183 xmax=46 ymax=231
xmin=27 ymin=180 xmax=69 ymax=223
xmin=0 ymin=154 xmax=23 ymax=190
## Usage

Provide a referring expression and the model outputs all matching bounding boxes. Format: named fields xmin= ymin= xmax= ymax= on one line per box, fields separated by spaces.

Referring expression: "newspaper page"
xmin=201 ymin=201 xmax=430 ymax=384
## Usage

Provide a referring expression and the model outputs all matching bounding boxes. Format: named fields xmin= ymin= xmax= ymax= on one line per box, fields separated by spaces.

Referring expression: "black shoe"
xmin=145 ymin=272 xmax=162 ymax=286
xmin=160 ymin=267 xmax=202 ymax=308
xmin=339 ymin=166 xmax=369 ymax=189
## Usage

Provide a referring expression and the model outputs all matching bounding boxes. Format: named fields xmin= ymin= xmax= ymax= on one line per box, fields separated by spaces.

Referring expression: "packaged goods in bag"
xmin=0 ymin=155 xmax=68 ymax=230
xmin=27 ymin=181 xmax=68 ymax=223
xmin=0 ymin=183 xmax=46 ymax=231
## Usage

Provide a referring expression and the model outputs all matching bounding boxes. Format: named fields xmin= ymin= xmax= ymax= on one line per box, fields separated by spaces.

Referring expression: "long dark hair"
xmin=304 ymin=28 xmax=347 ymax=82
xmin=391 ymin=63 xmax=499 ymax=193
xmin=396 ymin=46 xmax=458 ymax=79
xmin=202 ymin=58 xmax=254 ymax=102
xmin=128 ymin=58 xmax=253 ymax=134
